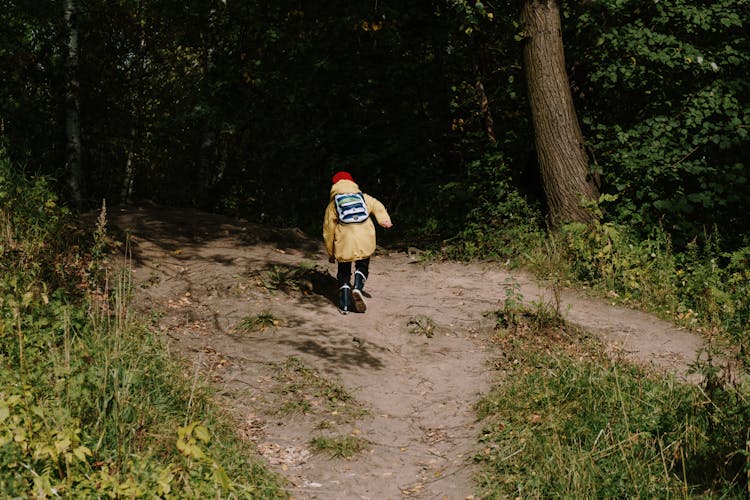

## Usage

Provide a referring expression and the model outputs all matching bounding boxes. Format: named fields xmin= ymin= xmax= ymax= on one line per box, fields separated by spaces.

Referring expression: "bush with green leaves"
xmin=565 ymin=0 xmax=750 ymax=248
xmin=440 ymin=151 xmax=544 ymax=261
xmin=532 ymin=200 xmax=749 ymax=358
xmin=0 ymin=151 xmax=82 ymax=295
xmin=0 ymin=162 xmax=285 ymax=497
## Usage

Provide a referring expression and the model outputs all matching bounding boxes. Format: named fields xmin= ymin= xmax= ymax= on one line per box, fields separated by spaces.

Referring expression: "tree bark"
xmin=521 ymin=0 xmax=598 ymax=226
xmin=64 ymin=0 xmax=84 ymax=209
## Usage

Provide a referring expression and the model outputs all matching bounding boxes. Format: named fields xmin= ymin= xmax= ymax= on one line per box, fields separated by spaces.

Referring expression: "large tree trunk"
xmin=521 ymin=0 xmax=598 ymax=226
xmin=64 ymin=0 xmax=84 ymax=209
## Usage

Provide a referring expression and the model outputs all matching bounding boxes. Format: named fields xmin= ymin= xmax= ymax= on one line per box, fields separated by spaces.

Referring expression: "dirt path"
xmin=109 ymin=205 xmax=706 ymax=499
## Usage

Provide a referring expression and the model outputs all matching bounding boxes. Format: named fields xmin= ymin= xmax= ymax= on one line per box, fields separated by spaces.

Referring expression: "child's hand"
xmin=381 ymin=221 xmax=393 ymax=229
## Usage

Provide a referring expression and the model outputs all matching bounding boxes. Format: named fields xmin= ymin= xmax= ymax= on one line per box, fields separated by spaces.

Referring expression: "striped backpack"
xmin=334 ymin=192 xmax=369 ymax=223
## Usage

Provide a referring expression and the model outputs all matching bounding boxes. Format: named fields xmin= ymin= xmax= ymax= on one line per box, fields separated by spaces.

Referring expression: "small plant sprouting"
xmin=497 ymin=278 xmax=524 ymax=329
xmin=238 ymin=311 xmax=279 ymax=332
xmin=257 ymin=262 xmax=315 ymax=293
xmin=408 ymin=315 xmax=436 ymax=338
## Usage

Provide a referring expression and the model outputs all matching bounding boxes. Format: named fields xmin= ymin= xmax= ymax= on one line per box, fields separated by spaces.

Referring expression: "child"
xmin=323 ymin=171 xmax=393 ymax=314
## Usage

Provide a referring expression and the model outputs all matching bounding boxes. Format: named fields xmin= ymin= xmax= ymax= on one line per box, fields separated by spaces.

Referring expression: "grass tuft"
xmin=269 ymin=356 xmax=367 ymax=422
xmin=308 ymin=435 xmax=368 ymax=458
xmin=408 ymin=315 xmax=436 ymax=338
xmin=238 ymin=311 xmax=280 ymax=332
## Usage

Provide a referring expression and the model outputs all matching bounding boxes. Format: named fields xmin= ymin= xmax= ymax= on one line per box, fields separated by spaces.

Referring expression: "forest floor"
xmin=108 ymin=205 xmax=707 ymax=500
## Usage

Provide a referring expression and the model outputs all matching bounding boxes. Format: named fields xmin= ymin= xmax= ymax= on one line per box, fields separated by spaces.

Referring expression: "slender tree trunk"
xmin=521 ymin=0 xmax=598 ymax=226
xmin=198 ymin=5 xmax=222 ymax=204
xmin=64 ymin=0 xmax=84 ymax=208
xmin=121 ymin=129 xmax=136 ymax=203
xmin=474 ymin=64 xmax=497 ymax=143
xmin=122 ymin=1 xmax=145 ymax=204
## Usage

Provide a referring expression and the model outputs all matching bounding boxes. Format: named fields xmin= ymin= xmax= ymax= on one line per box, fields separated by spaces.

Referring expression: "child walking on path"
xmin=323 ymin=171 xmax=393 ymax=314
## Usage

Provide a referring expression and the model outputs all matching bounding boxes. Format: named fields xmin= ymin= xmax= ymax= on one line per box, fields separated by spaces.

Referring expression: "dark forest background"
xmin=1 ymin=0 xmax=748 ymax=250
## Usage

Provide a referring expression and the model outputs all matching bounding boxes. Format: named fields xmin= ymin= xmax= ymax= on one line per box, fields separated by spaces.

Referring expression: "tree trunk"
xmin=64 ymin=0 xmax=84 ymax=208
xmin=474 ymin=65 xmax=497 ymax=143
xmin=521 ymin=0 xmax=598 ymax=226
xmin=121 ymin=1 xmax=146 ymax=204
xmin=198 ymin=5 xmax=223 ymax=205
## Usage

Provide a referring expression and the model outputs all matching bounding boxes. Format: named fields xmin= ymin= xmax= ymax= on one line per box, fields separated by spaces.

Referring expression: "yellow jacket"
xmin=323 ymin=179 xmax=391 ymax=262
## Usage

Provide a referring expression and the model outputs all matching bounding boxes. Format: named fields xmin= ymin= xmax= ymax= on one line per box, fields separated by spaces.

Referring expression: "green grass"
xmin=0 ymin=162 xmax=287 ymax=498
xmin=523 ymin=217 xmax=750 ymax=362
xmin=238 ymin=311 xmax=279 ymax=332
xmin=475 ymin=310 xmax=750 ymax=498
xmin=268 ymin=357 xmax=367 ymax=422
xmin=308 ymin=435 xmax=368 ymax=458
xmin=444 ymin=193 xmax=750 ymax=496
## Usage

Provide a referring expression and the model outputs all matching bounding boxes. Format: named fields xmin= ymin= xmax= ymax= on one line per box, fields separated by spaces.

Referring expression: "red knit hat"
xmin=332 ymin=171 xmax=354 ymax=184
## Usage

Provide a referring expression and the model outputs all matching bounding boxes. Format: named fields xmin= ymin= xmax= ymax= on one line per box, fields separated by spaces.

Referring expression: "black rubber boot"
xmin=338 ymin=284 xmax=352 ymax=314
xmin=351 ymin=271 xmax=367 ymax=313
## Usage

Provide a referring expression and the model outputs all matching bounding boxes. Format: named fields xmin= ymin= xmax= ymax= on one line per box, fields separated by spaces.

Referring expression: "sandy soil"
xmin=107 ymin=205 xmax=706 ymax=499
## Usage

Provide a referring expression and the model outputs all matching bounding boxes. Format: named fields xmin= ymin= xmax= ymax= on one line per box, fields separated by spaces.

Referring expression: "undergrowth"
xmin=0 ymin=156 xmax=286 ymax=497
xmin=449 ymin=191 xmax=749 ymax=363
xmin=435 ymin=187 xmax=750 ymax=494
xmin=477 ymin=291 xmax=750 ymax=497
xmin=528 ymin=198 xmax=749 ymax=363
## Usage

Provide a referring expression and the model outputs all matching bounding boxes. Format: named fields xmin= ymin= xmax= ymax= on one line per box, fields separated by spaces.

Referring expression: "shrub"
xmin=0 ymin=158 xmax=286 ymax=497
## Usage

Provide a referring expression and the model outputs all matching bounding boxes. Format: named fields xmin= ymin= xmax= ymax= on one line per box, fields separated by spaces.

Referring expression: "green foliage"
xmin=526 ymin=200 xmax=750 ymax=357
xmin=0 ymin=151 xmax=80 ymax=294
xmin=0 ymin=166 xmax=285 ymax=497
xmin=566 ymin=0 xmax=750 ymax=246
xmin=476 ymin=332 xmax=750 ymax=497
xmin=441 ymin=152 xmax=544 ymax=260
xmin=2 ymin=0 xmax=748 ymax=260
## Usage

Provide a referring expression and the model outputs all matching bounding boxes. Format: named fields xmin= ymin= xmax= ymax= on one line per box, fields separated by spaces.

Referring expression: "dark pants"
xmin=337 ymin=258 xmax=370 ymax=287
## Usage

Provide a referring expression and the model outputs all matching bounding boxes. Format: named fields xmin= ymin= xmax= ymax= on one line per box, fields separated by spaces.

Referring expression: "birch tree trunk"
xmin=521 ymin=0 xmax=598 ymax=226
xmin=64 ymin=0 xmax=84 ymax=208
